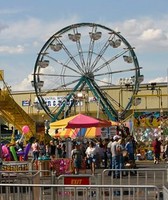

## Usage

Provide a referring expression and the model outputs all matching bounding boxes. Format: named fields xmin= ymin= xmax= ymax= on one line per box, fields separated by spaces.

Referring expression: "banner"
xmin=2 ymin=161 xmax=29 ymax=171
xmin=134 ymin=112 xmax=160 ymax=128
xmin=34 ymin=96 xmax=82 ymax=108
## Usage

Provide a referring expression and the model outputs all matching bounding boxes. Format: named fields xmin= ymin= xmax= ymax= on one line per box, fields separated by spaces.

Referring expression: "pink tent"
xmin=50 ymin=114 xmax=112 ymax=129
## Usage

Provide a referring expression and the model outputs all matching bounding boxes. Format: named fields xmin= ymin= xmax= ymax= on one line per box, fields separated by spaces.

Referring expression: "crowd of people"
xmin=29 ymin=132 xmax=168 ymax=176
xmin=37 ymin=134 xmax=137 ymax=176
xmin=2 ymin=125 xmax=167 ymax=177
xmin=31 ymin=139 xmax=67 ymax=162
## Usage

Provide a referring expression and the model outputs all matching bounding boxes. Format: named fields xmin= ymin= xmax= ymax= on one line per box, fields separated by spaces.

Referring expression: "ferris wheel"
xmin=32 ymin=23 xmax=142 ymax=121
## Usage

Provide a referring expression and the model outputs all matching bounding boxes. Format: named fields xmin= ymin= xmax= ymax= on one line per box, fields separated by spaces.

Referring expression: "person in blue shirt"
xmin=125 ymin=136 xmax=136 ymax=162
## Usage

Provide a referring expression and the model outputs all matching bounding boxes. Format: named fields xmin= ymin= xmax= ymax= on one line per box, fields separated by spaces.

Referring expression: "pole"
xmin=97 ymin=97 xmax=100 ymax=118
xmin=79 ymin=99 xmax=81 ymax=113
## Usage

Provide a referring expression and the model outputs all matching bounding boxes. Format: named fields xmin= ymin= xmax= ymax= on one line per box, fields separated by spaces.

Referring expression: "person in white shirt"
xmin=85 ymin=141 xmax=98 ymax=175
xmin=108 ymin=135 xmax=121 ymax=178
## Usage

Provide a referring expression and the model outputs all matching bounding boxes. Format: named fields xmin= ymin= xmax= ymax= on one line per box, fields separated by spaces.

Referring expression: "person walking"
xmin=31 ymin=139 xmax=40 ymax=169
xmin=56 ymin=142 xmax=63 ymax=158
xmin=118 ymin=138 xmax=126 ymax=173
xmin=48 ymin=140 xmax=56 ymax=158
xmin=39 ymin=141 xmax=46 ymax=157
xmin=107 ymin=138 xmax=113 ymax=175
xmin=163 ymin=140 xmax=168 ymax=163
xmin=71 ymin=142 xmax=83 ymax=174
xmin=108 ymin=135 xmax=121 ymax=178
xmin=85 ymin=141 xmax=98 ymax=175
xmin=152 ymin=138 xmax=162 ymax=164
xmin=125 ymin=136 xmax=135 ymax=162
xmin=125 ymin=136 xmax=137 ymax=172
xmin=102 ymin=139 xmax=109 ymax=169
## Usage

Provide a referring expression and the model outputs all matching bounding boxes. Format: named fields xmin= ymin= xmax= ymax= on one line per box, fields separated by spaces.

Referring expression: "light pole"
xmin=44 ymin=120 xmax=50 ymax=135
xmin=118 ymin=86 xmax=123 ymax=122
xmin=96 ymin=97 xmax=100 ymax=118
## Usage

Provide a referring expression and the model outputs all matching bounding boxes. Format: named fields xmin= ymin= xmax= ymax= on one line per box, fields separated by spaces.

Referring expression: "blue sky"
xmin=0 ymin=0 xmax=168 ymax=91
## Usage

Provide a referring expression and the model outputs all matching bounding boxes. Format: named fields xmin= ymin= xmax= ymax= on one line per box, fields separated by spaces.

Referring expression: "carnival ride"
xmin=32 ymin=23 xmax=142 ymax=122
xmin=0 ymin=85 xmax=35 ymax=161
xmin=0 ymin=72 xmax=36 ymax=162
xmin=0 ymin=74 xmax=36 ymax=140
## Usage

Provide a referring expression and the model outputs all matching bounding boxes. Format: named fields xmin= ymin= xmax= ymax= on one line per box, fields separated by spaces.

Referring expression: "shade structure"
xmin=110 ymin=121 xmax=119 ymax=126
xmin=48 ymin=128 xmax=57 ymax=137
xmin=50 ymin=114 xmax=112 ymax=129
xmin=51 ymin=127 xmax=101 ymax=139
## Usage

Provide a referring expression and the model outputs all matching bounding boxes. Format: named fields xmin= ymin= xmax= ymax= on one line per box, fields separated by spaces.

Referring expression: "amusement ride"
xmin=32 ymin=23 xmax=143 ymax=122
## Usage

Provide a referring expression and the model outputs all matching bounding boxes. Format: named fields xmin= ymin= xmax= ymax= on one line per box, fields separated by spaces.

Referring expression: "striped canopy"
xmin=49 ymin=127 xmax=101 ymax=139
xmin=50 ymin=114 xmax=112 ymax=129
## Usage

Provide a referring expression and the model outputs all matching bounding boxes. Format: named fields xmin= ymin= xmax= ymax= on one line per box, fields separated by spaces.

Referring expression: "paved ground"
xmin=29 ymin=158 xmax=168 ymax=188
xmin=50 ymin=160 xmax=167 ymax=199
xmin=1 ymin=160 xmax=167 ymax=200
xmin=135 ymin=159 xmax=168 ymax=168
xmin=86 ymin=159 xmax=168 ymax=175
xmin=78 ymin=159 xmax=168 ymax=189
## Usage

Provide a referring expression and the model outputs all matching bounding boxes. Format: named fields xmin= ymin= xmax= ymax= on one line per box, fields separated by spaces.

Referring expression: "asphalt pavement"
xmin=82 ymin=159 xmax=168 ymax=188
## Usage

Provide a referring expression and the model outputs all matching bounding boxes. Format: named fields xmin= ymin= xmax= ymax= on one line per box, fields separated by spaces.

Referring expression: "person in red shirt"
xmin=152 ymin=138 xmax=162 ymax=164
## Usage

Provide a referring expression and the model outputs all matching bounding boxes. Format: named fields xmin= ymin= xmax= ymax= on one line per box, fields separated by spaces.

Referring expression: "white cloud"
xmin=149 ymin=76 xmax=168 ymax=83
xmin=1 ymin=15 xmax=168 ymax=53
xmin=12 ymin=65 xmax=61 ymax=91
xmin=1 ymin=18 xmax=43 ymax=41
xmin=140 ymin=29 xmax=161 ymax=40
xmin=12 ymin=73 xmax=33 ymax=91
xmin=0 ymin=16 xmax=79 ymax=43
xmin=0 ymin=45 xmax=24 ymax=54
xmin=140 ymin=29 xmax=166 ymax=41
xmin=110 ymin=16 xmax=168 ymax=52
xmin=2 ymin=15 xmax=168 ymax=91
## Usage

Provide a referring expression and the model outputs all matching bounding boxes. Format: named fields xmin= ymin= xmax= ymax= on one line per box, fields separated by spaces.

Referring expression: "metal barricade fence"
xmin=0 ymin=170 xmax=40 ymax=184
xmin=101 ymin=168 xmax=168 ymax=190
xmin=0 ymin=168 xmax=168 ymax=199
xmin=162 ymin=186 xmax=168 ymax=200
xmin=0 ymin=183 xmax=160 ymax=200
xmin=0 ymin=170 xmax=41 ymax=200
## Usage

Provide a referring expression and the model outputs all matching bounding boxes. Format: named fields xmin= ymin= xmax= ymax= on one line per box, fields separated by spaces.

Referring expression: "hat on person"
xmin=75 ymin=141 xmax=81 ymax=146
xmin=113 ymin=135 xmax=121 ymax=140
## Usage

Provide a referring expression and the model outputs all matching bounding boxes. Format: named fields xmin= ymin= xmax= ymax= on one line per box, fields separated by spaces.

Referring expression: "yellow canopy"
xmin=49 ymin=127 xmax=101 ymax=139
xmin=50 ymin=115 xmax=76 ymax=129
